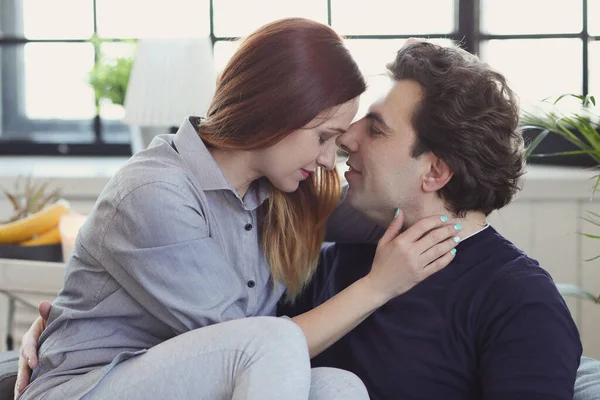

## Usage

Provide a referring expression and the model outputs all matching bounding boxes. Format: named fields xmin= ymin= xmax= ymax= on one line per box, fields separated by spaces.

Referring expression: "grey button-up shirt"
xmin=27 ymin=116 xmax=384 ymax=398
xmin=30 ymin=117 xmax=284 ymax=390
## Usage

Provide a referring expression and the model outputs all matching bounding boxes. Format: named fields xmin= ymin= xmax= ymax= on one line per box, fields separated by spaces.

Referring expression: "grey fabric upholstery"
xmin=0 ymin=350 xmax=18 ymax=398
xmin=575 ymin=356 xmax=600 ymax=400
xmin=0 ymin=351 xmax=599 ymax=399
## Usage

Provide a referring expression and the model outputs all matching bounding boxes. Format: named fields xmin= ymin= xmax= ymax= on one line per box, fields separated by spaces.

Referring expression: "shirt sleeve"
xmin=100 ymin=180 xmax=247 ymax=334
xmin=325 ymin=184 xmax=386 ymax=243
xmin=478 ymin=259 xmax=583 ymax=400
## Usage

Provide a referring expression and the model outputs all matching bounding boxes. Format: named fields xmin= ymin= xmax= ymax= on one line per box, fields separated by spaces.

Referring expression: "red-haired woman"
xmin=16 ymin=18 xmax=455 ymax=400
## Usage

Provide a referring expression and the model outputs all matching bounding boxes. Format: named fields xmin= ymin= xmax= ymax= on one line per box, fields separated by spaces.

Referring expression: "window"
xmin=590 ymin=0 xmax=600 ymax=96
xmin=479 ymin=0 xmax=593 ymax=107
xmin=0 ymin=0 xmax=596 ymax=155
xmin=0 ymin=0 xmax=209 ymax=155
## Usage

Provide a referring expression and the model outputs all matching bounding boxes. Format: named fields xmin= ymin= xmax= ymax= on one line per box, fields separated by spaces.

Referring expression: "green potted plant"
xmin=88 ymin=36 xmax=135 ymax=109
xmin=522 ymin=94 xmax=600 ymax=304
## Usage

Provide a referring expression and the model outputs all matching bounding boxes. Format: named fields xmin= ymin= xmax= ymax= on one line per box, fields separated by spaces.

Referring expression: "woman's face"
xmin=257 ymin=98 xmax=359 ymax=192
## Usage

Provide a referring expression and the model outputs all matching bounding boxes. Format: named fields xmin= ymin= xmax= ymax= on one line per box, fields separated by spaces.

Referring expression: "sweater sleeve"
xmin=477 ymin=258 xmax=583 ymax=400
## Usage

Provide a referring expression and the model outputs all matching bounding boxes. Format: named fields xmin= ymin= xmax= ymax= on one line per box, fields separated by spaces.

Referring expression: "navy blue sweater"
xmin=279 ymin=226 xmax=582 ymax=400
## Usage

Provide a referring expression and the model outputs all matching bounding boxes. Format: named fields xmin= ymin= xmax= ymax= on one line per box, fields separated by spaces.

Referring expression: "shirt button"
xmin=247 ymin=280 xmax=256 ymax=288
xmin=244 ymin=223 xmax=253 ymax=231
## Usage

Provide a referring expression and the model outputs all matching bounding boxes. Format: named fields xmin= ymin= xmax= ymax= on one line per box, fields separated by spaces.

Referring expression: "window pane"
xmin=590 ymin=0 xmax=600 ymax=36
xmin=345 ymin=39 xmax=407 ymax=78
xmin=481 ymin=0 xmax=582 ymax=34
xmin=345 ymin=38 xmax=454 ymax=117
xmin=96 ymin=0 xmax=209 ymax=38
xmin=213 ymin=0 xmax=327 ymax=37
xmin=0 ymin=46 xmax=22 ymax=140
xmin=480 ymin=39 xmax=582 ymax=106
xmin=0 ymin=44 xmax=96 ymax=143
xmin=2 ymin=0 xmax=94 ymax=39
xmin=591 ymin=41 xmax=600 ymax=97
xmin=345 ymin=38 xmax=455 ymax=78
xmin=25 ymin=43 xmax=96 ymax=119
xmin=332 ymin=0 xmax=455 ymax=35
xmin=214 ymin=40 xmax=241 ymax=75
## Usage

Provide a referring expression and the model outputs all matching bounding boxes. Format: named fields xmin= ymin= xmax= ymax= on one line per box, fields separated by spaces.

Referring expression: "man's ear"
xmin=422 ymin=154 xmax=453 ymax=193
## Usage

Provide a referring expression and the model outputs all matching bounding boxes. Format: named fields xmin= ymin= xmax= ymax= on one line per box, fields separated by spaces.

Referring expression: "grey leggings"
xmin=34 ymin=317 xmax=369 ymax=400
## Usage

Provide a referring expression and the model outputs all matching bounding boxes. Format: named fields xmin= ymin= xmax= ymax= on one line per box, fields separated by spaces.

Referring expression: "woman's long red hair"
xmin=200 ymin=18 xmax=366 ymax=300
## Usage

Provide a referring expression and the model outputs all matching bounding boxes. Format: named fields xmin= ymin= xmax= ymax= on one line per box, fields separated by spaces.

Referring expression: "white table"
xmin=0 ymin=259 xmax=64 ymax=350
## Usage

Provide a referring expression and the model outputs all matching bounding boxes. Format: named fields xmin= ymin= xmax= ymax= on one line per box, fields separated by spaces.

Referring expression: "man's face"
xmin=336 ymin=79 xmax=429 ymax=226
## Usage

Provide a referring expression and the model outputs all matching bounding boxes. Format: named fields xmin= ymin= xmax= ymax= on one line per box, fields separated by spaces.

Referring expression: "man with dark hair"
xmin=280 ymin=40 xmax=583 ymax=399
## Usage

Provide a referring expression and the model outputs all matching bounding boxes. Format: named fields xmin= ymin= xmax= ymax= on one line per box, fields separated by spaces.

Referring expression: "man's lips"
xmin=346 ymin=162 xmax=361 ymax=174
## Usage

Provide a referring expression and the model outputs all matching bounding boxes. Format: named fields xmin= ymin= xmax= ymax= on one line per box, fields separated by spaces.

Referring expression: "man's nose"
xmin=336 ymin=123 xmax=359 ymax=154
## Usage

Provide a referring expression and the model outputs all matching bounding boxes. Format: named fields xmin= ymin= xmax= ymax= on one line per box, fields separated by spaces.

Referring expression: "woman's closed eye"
xmin=319 ymin=132 xmax=337 ymax=145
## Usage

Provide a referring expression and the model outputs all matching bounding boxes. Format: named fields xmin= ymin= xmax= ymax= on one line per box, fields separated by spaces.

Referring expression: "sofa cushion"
xmin=575 ymin=356 xmax=600 ymax=400
xmin=0 ymin=350 xmax=18 ymax=398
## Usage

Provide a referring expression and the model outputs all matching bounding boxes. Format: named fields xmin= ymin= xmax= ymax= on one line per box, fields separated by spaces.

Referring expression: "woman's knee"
xmin=251 ymin=317 xmax=308 ymax=358
xmin=310 ymin=367 xmax=369 ymax=400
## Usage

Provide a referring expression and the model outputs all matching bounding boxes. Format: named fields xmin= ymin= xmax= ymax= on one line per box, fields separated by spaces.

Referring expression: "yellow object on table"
xmin=19 ymin=226 xmax=62 ymax=246
xmin=0 ymin=200 xmax=70 ymax=244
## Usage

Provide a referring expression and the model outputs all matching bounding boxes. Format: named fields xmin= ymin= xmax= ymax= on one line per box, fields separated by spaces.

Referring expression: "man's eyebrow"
xmin=366 ymin=111 xmax=392 ymax=133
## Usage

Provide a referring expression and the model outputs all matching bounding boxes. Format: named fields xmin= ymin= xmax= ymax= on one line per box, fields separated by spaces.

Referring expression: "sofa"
xmin=1 ymin=350 xmax=600 ymax=399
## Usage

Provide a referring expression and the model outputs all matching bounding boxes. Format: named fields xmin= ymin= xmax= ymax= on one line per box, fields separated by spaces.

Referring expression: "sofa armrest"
xmin=0 ymin=350 xmax=18 ymax=398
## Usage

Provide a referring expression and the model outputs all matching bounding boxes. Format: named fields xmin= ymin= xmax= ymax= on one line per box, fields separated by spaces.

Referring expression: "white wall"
xmin=487 ymin=168 xmax=600 ymax=359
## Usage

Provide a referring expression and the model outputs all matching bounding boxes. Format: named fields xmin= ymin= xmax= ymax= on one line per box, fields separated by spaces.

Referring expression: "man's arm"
xmin=478 ymin=260 xmax=583 ymax=400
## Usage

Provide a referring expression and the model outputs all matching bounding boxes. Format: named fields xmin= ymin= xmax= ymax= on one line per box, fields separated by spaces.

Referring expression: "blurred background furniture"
xmin=0 ymin=258 xmax=64 ymax=351
xmin=123 ymin=37 xmax=216 ymax=154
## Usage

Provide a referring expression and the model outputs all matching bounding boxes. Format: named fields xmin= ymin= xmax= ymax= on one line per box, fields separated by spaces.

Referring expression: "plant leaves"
xmin=2 ymin=188 xmax=20 ymax=211
xmin=28 ymin=181 xmax=49 ymax=213
xmin=524 ymin=129 xmax=549 ymax=157
xmin=579 ymin=232 xmax=600 ymax=239
xmin=585 ymin=94 xmax=596 ymax=107
xmin=585 ymin=210 xmax=600 ymax=219
xmin=37 ymin=187 xmax=61 ymax=210
xmin=552 ymin=94 xmax=583 ymax=105
xmin=528 ymin=150 xmax=598 ymax=158
xmin=556 ymin=284 xmax=600 ymax=303
xmin=593 ymin=174 xmax=600 ymax=197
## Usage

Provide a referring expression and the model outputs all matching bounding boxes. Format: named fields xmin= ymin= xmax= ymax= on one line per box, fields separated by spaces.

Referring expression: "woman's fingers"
xmin=377 ymin=209 xmax=405 ymax=247
xmin=423 ymin=249 xmax=456 ymax=277
xmin=399 ymin=214 xmax=451 ymax=244
xmin=419 ymin=235 xmax=458 ymax=268
xmin=413 ymin=222 xmax=461 ymax=256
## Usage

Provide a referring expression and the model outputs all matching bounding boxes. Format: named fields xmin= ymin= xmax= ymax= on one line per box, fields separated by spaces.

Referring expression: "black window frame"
xmin=0 ymin=0 xmax=595 ymax=156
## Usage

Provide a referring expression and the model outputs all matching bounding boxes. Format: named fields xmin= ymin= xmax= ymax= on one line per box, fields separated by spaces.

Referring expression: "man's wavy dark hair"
xmin=387 ymin=41 xmax=525 ymax=216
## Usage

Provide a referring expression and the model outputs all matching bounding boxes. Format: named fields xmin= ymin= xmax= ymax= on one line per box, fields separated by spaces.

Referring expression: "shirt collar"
xmin=172 ymin=116 xmax=270 ymax=210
